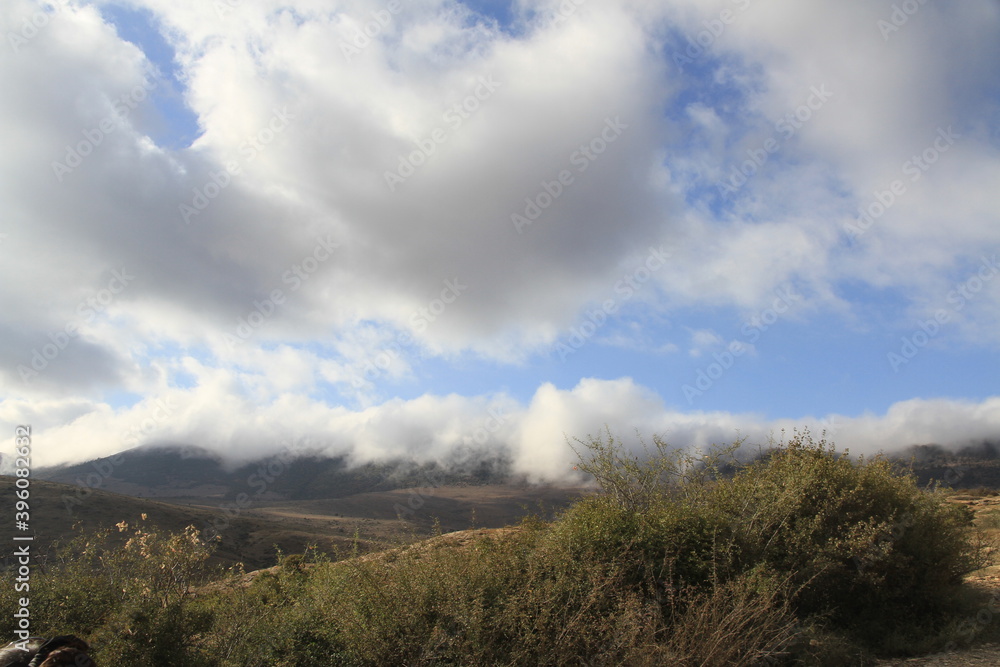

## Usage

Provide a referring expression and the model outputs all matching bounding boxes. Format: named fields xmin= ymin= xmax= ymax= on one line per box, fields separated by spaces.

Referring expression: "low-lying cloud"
xmin=10 ymin=377 xmax=999 ymax=484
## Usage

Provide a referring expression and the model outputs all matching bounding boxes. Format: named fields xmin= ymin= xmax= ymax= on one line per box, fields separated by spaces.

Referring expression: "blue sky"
xmin=1 ymin=0 xmax=999 ymax=475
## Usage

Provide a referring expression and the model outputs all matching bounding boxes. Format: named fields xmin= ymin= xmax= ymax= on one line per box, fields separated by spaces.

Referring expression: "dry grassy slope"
xmin=0 ymin=477 xmax=393 ymax=569
xmin=222 ymin=489 xmax=1000 ymax=665
xmin=199 ymin=527 xmax=523 ymax=596
xmin=0 ymin=477 xmax=587 ymax=570
xmin=248 ymin=484 xmax=587 ymax=531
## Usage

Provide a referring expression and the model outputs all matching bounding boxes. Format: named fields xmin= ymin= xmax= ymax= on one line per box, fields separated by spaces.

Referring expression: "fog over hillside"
xmin=18 ymin=384 xmax=1000 ymax=485
xmin=1 ymin=1 xmax=997 ymax=484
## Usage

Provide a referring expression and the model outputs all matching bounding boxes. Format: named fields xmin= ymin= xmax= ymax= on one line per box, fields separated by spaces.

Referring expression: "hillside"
xmin=15 ymin=438 xmax=1000 ymax=574
xmin=891 ymin=443 xmax=1000 ymax=489
xmin=0 ymin=476 xmax=585 ymax=570
xmin=6 ymin=434 xmax=1000 ymax=664
xmin=35 ymin=440 xmax=1000 ymax=507
xmin=34 ymin=443 xmax=514 ymax=501
xmin=0 ymin=477 xmax=360 ymax=569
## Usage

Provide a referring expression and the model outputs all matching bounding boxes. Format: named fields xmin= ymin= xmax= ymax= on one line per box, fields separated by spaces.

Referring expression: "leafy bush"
xmin=570 ymin=428 xmax=986 ymax=654
xmin=1 ymin=516 xmax=218 ymax=665
xmin=2 ymin=429 xmax=989 ymax=664
xmin=717 ymin=431 xmax=982 ymax=648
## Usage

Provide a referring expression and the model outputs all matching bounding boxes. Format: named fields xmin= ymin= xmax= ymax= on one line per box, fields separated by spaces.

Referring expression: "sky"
xmin=1 ymin=0 xmax=999 ymax=479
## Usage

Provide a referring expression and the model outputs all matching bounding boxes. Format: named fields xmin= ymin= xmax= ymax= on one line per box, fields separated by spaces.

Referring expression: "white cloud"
xmin=1 ymin=0 xmax=998 ymax=474
xmin=4 ymin=0 xmax=999 ymax=368
xmin=8 ymin=375 xmax=999 ymax=480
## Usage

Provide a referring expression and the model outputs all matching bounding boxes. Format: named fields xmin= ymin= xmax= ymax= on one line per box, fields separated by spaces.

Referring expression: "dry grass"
xmin=3 ymin=435 xmax=995 ymax=665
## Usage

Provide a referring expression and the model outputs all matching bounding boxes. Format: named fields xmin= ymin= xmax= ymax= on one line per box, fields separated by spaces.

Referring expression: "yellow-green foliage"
xmin=714 ymin=433 xmax=981 ymax=643
xmin=571 ymin=429 xmax=985 ymax=652
xmin=2 ymin=516 xmax=216 ymax=665
xmin=0 ymin=430 xmax=988 ymax=665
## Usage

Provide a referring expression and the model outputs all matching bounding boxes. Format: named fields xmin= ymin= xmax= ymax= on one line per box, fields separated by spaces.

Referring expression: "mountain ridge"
xmin=35 ymin=442 xmax=515 ymax=502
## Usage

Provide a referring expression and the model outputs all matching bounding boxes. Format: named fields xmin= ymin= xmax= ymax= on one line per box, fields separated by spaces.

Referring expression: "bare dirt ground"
xmin=183 ymin=483 xmax=587 ymax=567
xmin=245 ymin=483 xmax=587 ymax=545
xmin=878 ymin=645 xmax=1000 ymax=666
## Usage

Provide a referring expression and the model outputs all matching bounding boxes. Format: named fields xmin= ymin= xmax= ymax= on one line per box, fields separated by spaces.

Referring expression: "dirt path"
xmin=878 ymin=643 xmax=1000 ymax=666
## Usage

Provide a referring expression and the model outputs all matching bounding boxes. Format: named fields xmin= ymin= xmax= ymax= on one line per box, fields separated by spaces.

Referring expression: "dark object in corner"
xmin=0 ymin=636 xmax=96 ymax=667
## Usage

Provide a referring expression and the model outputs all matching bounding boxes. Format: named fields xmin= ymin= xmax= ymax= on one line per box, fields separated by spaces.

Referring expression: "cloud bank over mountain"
xmin=1 ymin=0 xmax=997 ymax=473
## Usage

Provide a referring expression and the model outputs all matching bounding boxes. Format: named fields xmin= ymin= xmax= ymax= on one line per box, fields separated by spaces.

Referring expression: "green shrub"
xmin=2 ymin=516 xmax=220 ymax=665
xmin=2 ymin=428 xmax=987 ymax=664
xmin=659 ymin=568 xmax=798 ymax=665
xmin=569 ymin=427 xmax=987 ymax=656
xmin=711 ymin=431 xmax=982 ymax=647
xmin=193 ymin=558 xmax=349 ymax=666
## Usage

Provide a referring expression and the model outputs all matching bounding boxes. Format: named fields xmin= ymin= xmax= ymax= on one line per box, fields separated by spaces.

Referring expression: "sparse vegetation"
xmin=2 ymin=430 xmax=994 ymax=665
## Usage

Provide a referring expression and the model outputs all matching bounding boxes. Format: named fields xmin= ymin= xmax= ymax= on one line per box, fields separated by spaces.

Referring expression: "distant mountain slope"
xmin=34 ymin=439 xmax=1000 ymax=506
xmin=0 ymin=477 xmax=374 ymax=569
xmin=890 ymin=442 xmax=1000 ymax=489
xmin=0 ymin=476 xmax=584 ymax=571
xmin=35 ymin=443 xmax=513 ymax=501
xmin=35 ymin=444 xmax=231 ymax=498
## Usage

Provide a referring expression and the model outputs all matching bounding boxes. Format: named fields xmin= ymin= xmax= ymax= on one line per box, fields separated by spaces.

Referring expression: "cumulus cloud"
xmin=4 ymin=0 xmax=999 ymax=356
xmin=1 ymin=0 xmax=998 ymax=471
xmin=8 ymin=375 xmax=999 ymax=485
